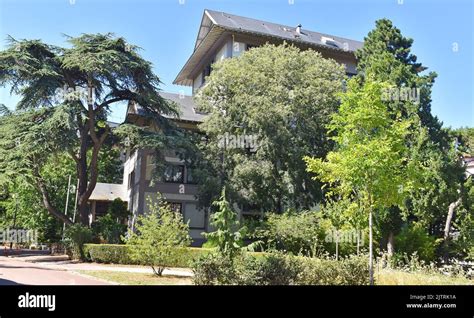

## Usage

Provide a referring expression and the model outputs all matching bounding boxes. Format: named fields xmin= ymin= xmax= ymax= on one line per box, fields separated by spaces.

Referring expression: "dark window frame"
xmin=166 ymin=201 xmax=183 ymax=214
xmin=163 ymin=164 xmax=185 ymax=183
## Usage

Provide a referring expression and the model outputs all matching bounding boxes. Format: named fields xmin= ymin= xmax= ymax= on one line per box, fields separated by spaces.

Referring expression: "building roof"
xmin=89 ymin=183 xmax=128 ymax=202
xmin=126 ymin=92 xmax=205 ymax=123
xmin=174 ymin=9 xmax=363 ymax=86
xmin=463 ymin=155 xmax=474 ymax=177
xmin=206 ymin=9 xmax=363 ymax=52
xmin=160 ymin=92 xmax=206 ymax=123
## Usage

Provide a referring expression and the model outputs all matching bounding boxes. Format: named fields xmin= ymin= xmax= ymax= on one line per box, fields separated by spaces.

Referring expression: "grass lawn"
xmin=78 ymin=269 xmax=473 ymax=286
xmin=77 ymin=270 xmax=193 ymax=285
xmin=376 ymin=269 xmax=473 ymax=285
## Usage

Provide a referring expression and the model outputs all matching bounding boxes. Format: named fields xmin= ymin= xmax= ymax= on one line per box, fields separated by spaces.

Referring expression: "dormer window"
xmin=201 ymin=59 xmax=214 ymax=86
xmin=321 ymin=36 xmax=340 ymax=48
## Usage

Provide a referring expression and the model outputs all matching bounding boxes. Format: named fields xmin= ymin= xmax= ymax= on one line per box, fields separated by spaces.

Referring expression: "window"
xmin=163 ymin=164 xmax=184 ymax=183
xmin=245 ymin=44 xmax=256 ymax=51
xmin=145 ymin=155 xmax=154 ymax=181
xmin=184 ymin=203 xmax=205 ymax=229
xmin=167 ymin=202 xmax=183 ymax=214
xmin=201 ymin=59 xmax=214 ymax=86
xmin=128 ymin=170 xmax=135 ymax=189
xmin=186 ymin=167 xmax=197 ymax=184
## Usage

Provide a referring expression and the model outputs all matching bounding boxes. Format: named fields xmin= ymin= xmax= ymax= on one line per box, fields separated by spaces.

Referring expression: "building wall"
xmin=127 ymin=148 xmax=208 ymax=246
xmin=190 ymin=32 xmax=358 ymax=97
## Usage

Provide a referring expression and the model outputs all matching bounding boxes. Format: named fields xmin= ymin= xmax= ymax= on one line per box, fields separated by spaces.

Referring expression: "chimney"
xmin=295 ymin=24 xmax=302 ymax=36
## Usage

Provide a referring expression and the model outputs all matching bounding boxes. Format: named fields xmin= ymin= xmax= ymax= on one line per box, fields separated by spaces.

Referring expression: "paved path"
xmin=6 ymin=254 xmax=194 ymax=277
xmin=0 ymin=256 xmax=111 ymax=285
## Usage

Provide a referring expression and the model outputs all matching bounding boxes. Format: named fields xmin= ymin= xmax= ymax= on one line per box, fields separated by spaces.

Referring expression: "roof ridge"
xmin=204 ymin=9 xmax=362 ymax=45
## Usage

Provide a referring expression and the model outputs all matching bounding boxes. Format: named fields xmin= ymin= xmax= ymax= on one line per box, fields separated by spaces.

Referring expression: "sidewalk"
xmin=0 ymin=256 xmax=111 ymax=285
xmin=8 ymin=253 xmax=194 ymax=277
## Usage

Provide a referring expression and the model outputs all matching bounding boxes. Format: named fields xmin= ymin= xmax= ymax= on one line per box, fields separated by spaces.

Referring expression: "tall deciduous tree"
xmin=355 ymin=19 xmax=464 ymax=256
xmin=0 ymin=34 xmax=177 ymax=225
xmin=305 ymin=78 xmax=420 ymax=285
xmin=194 ymin=43 xmax=345 ymax=213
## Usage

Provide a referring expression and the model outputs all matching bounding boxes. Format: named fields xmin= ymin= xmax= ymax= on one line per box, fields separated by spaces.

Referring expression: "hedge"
xmin=193 ymin=253 xmax=370 ymax=285
xmin=83 ymin=244 xmax=212 ymax=268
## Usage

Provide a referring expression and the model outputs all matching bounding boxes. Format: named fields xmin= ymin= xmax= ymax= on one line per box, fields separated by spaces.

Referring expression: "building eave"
xmin=173 ymin=10 xmax=362 ymax=87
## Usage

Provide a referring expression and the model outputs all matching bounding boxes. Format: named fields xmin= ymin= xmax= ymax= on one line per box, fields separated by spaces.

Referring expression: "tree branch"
xmin=32 ymin=166 xmax=73 ymax=225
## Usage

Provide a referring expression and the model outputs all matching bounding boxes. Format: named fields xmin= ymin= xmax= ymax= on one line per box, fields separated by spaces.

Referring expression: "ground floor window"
xmin=167 ymin=201 xmax=183 ymax=214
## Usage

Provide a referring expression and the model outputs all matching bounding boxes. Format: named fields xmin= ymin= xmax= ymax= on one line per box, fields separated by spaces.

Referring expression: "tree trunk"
xmin=335 ymin=229 xmax=339 ymax=261
xmin=444 ymin=198 xmax=461 ymax=240
xmin=369 ymin=206 xmax=374 ymax=285
xmin=387 ymin=231 xmax=395 ymax=258
xmin=75 ymin=125 xmax=90 ymax=226
xmin=33 ymin=165 xmax=72 ymax=225
xmin=74 ymin=99 xmax=109 ymax=226
xmin=357 ymin=229 xmax=360 ymax=256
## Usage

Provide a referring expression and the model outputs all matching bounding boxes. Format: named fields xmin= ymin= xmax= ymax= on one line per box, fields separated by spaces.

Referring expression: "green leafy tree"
xmin=106 ymin=198 xmax=130 ymax=222
xmin=0 ymin=33 xmax=177 ymax=225
xmin=305 ymin=78 xmax=420 ymax=285
xmin=204 ymin=188 xmax=246 ymax=260
xmin=126 ymin=196 xmax=191 ymax=276
xmin=355 ymin=19 xmax=464 ymax=256
xmin=92 ymin=198 xmax=130 ymax=244
xmin=0 ymin=146 xmax=122 ymax=241
xmin=194 ymin=43 xmax=345 ymax=213
xmin=63 ymin=223 xmax=93 ymax=260
xmin=257 ymin=210 xmax=322 ymax=257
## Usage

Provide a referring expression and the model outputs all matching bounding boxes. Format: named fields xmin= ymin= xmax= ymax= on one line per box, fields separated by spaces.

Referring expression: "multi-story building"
xmin=88 ymin=9 xmax=363 ymax=245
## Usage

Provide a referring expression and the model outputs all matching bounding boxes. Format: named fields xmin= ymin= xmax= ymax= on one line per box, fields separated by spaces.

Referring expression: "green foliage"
xmin=106 ymin=198 xmax=129 ymax=221
xmin=84 ymin=244 xmax=134 ymax=264
xmin=354 ymin=19 xmax=466 ymax=262
xmin=454 ymin=127 xmax=474 ymax=155
xmin=194 ymin=43 xmax=345 ymax=212
xmin=192 ymin=253 xmax=238 ymax=285
xmin=0 ymin=147 xmax=123 ymax=242
xmin=0 ymin=33 xmax=177 ymax=225
xmin=204 ymin=188 xmax=246 ymax=259
xmin=305 ymin=78 xmax=418 ymax=209
xmin=83 ymin=244 xmax=212 ymax=267
xmin=305 ymin=77 xmax=422 ymax=284
xmin=193 ymin=252 xmax=369 ymax=285
xmin=126 ymin=196 xmax=191 ymax=275
xmin=91 ymin=198 xmax=130 ymax=244
xmin=63 ymin=223 xmax=93 ymax=260
xmin=92 ymin=214 xmax=127 ymax=244
xmin=256 ymin=210 xmax=322 ymax=256
xmin=394 ymin=223 xmax=438 ymax=262
xmin=193 ymin=252 xmax=301 ymax=285
xmin=297 ymin=255 xmax=370 ymax=285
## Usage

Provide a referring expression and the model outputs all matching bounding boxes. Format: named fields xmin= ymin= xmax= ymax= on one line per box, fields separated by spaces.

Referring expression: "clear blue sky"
xmin=0 ymin=0 xmax=472 ymax=128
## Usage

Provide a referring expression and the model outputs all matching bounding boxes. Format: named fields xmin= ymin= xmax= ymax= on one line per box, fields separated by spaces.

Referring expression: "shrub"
xmin=395 ymin=223 xmax=438 ymax=262
xmin=193 ymin=253 xmax=238 ymax=285
xmin=193 ymin=252 xmax=367 ymax=285
xmin=193 ymin=252 xmax=300 ymax=285
xmin=243 ymin=253 xmax=301 ymax=285
xmin=84 ymin=244 xmax=212 ymax=267
xmin=126 ymin=197 xmax=191 ymax=275
xmin=84 ymin=244 xmax=135 ymax=264
xmin=204 ymin=188 xmax=247 ymax=259
xmin=256 ymin=211 xmax=322 ymax=256
xmin=63 ymin=224 xmax=93 ymax=260
xmin=92 ymin=214 xmax=128 ymax=244
xmin=297 ymin=255 xmax=369 ymax=285
xmin=107 ymin=198 xmax=130 ymax=221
